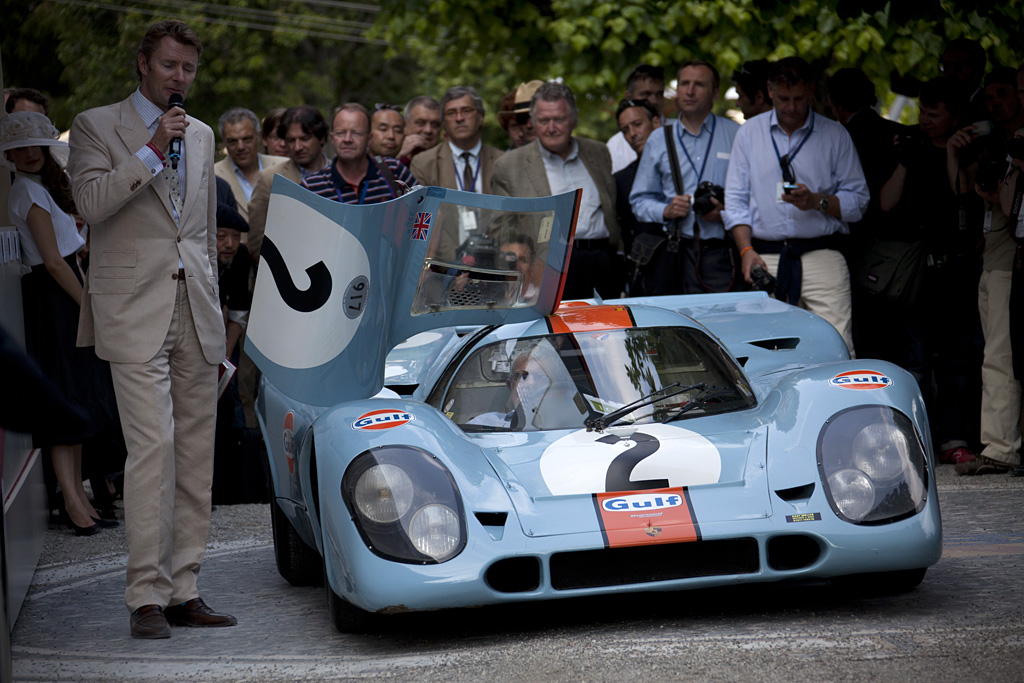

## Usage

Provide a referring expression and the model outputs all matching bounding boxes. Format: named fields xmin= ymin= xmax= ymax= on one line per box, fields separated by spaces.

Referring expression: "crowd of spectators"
xmin=6 ymin=33 xmax=1023 ymax=547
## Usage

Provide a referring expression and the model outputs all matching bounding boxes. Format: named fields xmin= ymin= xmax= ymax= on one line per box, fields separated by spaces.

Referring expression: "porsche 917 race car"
xmin=247 ymin=180 xmax=941 ymax=632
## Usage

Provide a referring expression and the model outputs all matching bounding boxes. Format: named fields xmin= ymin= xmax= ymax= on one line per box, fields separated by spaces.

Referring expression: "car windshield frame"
xmin=431 ymin=326 xmax=756 ymax=433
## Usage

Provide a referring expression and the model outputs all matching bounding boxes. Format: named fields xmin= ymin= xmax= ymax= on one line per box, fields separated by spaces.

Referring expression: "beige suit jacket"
xmin=69 ymin=96 xmax=224 ymax=365
xmin=409 ymin=142 xmax=503 ymax=194
xmin=245 ymin=158 xmax=305 ymax=265
xmin=213 ymin=153 xmax=287 ymax=222
xmin=491 ymin=138 xmax=621 ymax=250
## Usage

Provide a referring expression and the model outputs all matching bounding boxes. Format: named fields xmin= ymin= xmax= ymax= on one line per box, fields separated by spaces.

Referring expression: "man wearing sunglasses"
xmin=723 ymin=57 xmax=869 ymax=355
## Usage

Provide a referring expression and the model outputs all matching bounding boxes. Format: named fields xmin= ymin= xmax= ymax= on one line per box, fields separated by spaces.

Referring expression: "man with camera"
xmin=629 ymin=60 xmax=740 ymax=295
xmin=723 ymin=57 xmax=868 ymax=354
xmin=949 ymin=67 xmax=1024 ymax=475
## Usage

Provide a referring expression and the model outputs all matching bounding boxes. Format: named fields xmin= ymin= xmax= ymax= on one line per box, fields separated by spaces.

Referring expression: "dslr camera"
xmin=693 ymin=181 xmax=725 ymax=216
xmin=895 ymin=130 xmax=929 ymax=169
xmin=750 ymin=265 xmax=776 ymax=295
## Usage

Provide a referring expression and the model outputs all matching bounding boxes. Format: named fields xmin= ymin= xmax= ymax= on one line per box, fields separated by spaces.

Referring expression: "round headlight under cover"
xmin=409 ymin=504 xmax=461 ymax=561
xmin=851 ymin=422 xmax=909 ymax=482
xmin=827 ymin=468 xmax=875 ymax=522
xmin=354 ymin=464 xmax=414 ymax=523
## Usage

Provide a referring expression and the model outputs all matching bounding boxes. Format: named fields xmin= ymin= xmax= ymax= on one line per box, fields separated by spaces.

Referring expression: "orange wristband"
xmin=739 ymin=245 xmax=753 ymax=257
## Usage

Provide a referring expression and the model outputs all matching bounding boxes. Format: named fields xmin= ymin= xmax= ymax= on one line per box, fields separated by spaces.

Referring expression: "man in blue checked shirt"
xmin=723 ymin=57 xmax=868 ymax=355
xmin=630 ymin=60 xmax=740 ymax=295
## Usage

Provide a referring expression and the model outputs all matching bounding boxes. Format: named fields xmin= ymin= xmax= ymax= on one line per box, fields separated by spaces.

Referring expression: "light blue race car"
xmin=247 ymin=180 xmax=941 ymax=632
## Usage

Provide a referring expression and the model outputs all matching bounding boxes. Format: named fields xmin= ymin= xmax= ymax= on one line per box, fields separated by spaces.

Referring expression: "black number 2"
xmin=260 ymin=237 xmax=333 ymax=313
xmin=599 ymin=431 xmax=669 ymax=492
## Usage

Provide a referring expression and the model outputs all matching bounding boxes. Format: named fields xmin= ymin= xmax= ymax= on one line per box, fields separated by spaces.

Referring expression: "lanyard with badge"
xmin=453 ymin=152 xmax=481 ymax=240
xmin=677 ymin=116 xmax=717 ymax=234
xmin=335 ymin=181 xmax=369 ymax=205
xmin=771 ymin=110 xmax=814 ymax=191
xmin=452 ymin=154 xmax=481 ymax=192
xmin=677 ymin=114 xmax=716 ymax=187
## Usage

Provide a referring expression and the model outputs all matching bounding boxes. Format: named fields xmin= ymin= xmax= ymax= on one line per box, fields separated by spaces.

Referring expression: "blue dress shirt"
xmin=630 ymin=114 xmax=739 ymax=240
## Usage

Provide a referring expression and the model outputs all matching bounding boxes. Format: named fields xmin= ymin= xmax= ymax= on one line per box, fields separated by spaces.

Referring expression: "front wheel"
xmin=270 ymin=497 xmax=323 ymax=587
xmin=324 ymin=561 xmax=378 ymax=633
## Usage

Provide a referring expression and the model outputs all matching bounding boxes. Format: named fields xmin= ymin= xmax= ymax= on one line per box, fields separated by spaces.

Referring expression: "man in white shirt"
xmin=723 ymin=57 xmax=869 ymax=353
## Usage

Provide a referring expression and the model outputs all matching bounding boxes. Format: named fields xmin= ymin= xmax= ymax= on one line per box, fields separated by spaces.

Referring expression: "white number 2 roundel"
xmin=248 ymin=194 xmax=371 ymax=370
xmin=539 ymin=424 xmax=722 ymax=495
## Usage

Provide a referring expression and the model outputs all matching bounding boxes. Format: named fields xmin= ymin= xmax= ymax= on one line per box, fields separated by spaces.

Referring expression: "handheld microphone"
xmin=168 ymin=93 xmax=184 ymax=170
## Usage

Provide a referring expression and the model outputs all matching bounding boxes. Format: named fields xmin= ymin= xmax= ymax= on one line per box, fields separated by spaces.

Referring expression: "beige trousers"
xmin=979 ymin=268 xmax=1022 ymax=465
xmin=109 ymin=279 xmax=218 ymax=611
xmin=761 ymin=249 xmax=855 ymax=356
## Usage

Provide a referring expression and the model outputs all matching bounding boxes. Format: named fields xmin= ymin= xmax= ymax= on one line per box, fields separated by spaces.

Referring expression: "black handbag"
xmin=628 ymin=232 xmax=667 ymax=266
xmin=853 ymin=238 xmax=926 ymax=306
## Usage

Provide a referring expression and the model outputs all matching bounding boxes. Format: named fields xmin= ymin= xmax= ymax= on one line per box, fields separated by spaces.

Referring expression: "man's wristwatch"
xmin=819 ymin=195 xmax=829 ymax=212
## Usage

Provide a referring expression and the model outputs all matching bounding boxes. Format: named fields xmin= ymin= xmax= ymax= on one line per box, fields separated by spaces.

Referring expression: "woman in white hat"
xmin=1 ymin=110 xmax=118 ymax=535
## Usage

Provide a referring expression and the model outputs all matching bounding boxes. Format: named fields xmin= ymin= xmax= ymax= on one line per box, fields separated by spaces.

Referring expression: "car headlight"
xmin=818 ymin=406 xmax=927 ymax=524
xmin=342 ymin=445 xmax=466 ymax=564
xmin=409 ymin=504 xmax=461 ymax=561
xmin=353 ymin=464 xmax=414 ymax=523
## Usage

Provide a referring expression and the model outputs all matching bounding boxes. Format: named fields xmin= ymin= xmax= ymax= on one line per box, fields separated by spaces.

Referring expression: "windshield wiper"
xmin=661 ymin=385 xmax=741 ymax=423
xmin=585 ymin=382 xmax=705 ymax=432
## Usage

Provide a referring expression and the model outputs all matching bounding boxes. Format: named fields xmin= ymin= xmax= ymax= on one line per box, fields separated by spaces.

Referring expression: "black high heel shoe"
xmin=71 ymin=520 xmax=101 ymax=536
xmin=59 ymin=510 xmax=102 ymax=536
xmin=91 ymin=516 xmax=118 ymax=529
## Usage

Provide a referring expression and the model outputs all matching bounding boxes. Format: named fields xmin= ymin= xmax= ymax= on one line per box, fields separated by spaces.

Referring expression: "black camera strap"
xmin=664 ymin=124 xmax=685 ymax=251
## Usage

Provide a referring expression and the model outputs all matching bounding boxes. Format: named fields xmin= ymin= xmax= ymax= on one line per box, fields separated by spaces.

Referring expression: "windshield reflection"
xmin=435 ymin=327 xmax=755 ymax=432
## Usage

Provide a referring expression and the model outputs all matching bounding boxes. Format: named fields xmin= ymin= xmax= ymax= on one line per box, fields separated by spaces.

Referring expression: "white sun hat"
xmin=0 ymin=111 xmax=68 ymax=170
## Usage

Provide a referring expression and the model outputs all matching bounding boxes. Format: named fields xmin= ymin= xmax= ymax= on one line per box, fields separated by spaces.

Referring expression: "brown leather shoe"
xmin=164 ymin=598 xmax=237 ymax=627
xmin=130 ymin=605 xmax=171 ymax=639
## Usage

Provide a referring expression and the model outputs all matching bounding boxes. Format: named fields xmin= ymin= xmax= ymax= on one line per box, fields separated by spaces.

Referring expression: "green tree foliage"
xmin=2 ymin=0 xmax=419 ymax=142
xmin=372 ymin=0 xmax=1024 ymax=139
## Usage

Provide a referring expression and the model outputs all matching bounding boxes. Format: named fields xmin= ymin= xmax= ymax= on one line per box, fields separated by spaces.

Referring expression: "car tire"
xmin=831 ymin=567 xmax=927 ymax=595
xmin=324 ymin=562 xmax=378 ymax=633
xmin=271 ymin=497 xmax=323 ymax=587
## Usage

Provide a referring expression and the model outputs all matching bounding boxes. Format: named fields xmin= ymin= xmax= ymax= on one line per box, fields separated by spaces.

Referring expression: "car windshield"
xmin=434 ymin=327 xmax=756 ymax=432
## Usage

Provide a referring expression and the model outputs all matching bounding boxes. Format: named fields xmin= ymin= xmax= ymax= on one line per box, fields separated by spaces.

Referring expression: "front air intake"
xmin=550 ymin=539 xmax=759 ymax=590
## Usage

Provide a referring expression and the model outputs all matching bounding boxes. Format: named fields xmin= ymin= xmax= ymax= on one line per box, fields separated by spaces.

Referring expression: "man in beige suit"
xmin=410 ymin=85 xmax=503 ymax=193
xmin=68 ymin=19 xmax=236 ymax=639
xmin=491 ymin=81 xmax=624 ymax=300
xmin=245 ymin=105 xmax=329 ymax=265
xmin=213 ymin=107 xmax=285 ymax=222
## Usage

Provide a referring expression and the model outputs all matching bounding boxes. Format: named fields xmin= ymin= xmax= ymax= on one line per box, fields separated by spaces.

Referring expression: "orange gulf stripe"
xmin=548 ymin=305 xmax=635 ymax=334
xmin=594 ymin=488 xmax=701 ymax=549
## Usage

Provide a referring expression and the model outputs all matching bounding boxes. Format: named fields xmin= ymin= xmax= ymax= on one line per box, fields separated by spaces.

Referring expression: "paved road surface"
xmin=10 ymin=464 xmax=1024 ymax=682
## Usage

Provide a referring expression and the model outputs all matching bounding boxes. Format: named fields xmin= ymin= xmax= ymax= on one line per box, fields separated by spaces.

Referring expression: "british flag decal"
xmin=411 ymin=212 xmax=432 ymax=240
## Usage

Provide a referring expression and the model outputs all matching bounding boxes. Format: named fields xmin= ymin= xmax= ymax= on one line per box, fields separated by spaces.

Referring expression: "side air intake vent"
xmin=749 ymin=337 xmax=800 ymax=351
xmin=775 ymin=483 xmax=815 ymax=502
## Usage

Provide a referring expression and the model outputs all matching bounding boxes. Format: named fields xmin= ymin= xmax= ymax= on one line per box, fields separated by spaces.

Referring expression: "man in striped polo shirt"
xmin=302 ymin=102 xmax=416 ymax=204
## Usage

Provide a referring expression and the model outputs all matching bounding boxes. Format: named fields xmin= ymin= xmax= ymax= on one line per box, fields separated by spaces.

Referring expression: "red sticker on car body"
xmin=829 ymin=370 xmax=893 ymax=390
xmin=593 ymin=487 xmax=701 ymax=548
xmin=352 ymin=409 xmax=414 ymax=430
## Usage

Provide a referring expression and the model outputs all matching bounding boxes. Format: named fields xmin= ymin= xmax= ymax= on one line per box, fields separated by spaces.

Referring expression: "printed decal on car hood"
xmin=594 ymin=487 xmax=700 ymax=548
xmin=539 ymin=424 xmax=722 ymax=495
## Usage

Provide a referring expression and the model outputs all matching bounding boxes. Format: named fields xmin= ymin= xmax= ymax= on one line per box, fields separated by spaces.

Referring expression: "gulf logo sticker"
xmin=352 ymin=409 xmax=414 ymax=430
xmin=829 ymin=370 xmax=893 ymax=390
xmin=593 ymin=487 xmax=701 ymax=548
